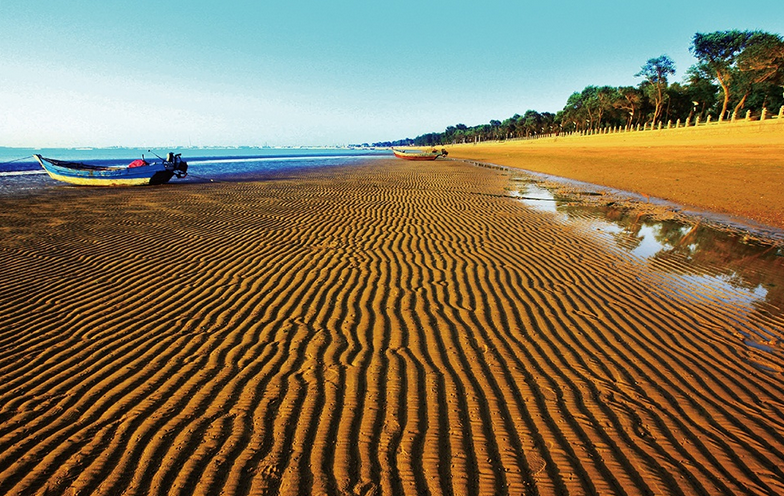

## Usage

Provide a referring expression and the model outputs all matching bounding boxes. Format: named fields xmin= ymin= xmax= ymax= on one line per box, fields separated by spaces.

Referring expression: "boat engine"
xmin=165 ymin=152 xmax=188 ymax=178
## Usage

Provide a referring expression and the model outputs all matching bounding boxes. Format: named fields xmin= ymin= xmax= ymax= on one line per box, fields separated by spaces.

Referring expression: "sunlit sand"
xmin=445 ymin=119 xmax=784 ymax=229
xmin=1 ymin=156 xmax=783 ymax=494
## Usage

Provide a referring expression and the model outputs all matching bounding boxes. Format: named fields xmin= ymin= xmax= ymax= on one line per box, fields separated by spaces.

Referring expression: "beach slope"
xmin=445 ymin=121 xmax=784 ymax=229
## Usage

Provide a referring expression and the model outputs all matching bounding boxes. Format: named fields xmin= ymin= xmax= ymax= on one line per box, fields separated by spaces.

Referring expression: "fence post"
xmin=676 ymin=119 xmax=681 ymax=128
xmin=731 ymin=110 xmax=737 ymax=122
xmin=707 ymin=115 xmax=712 ymax=124
xmin=746 ymin=110 xmax=752 ymax=121
xmin=695 ymin=116 xmax=701 ymax=126
xmin=761 ymin=108 xmax=768 ymax=120
xmin=779 ymin=106 xmax=784 ymax=120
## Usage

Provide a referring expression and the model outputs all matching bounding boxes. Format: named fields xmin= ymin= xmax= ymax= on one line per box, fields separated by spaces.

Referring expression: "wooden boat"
xmin=33 ymin=153 xmax=188 ymax=186
xmin=393 ymin=148 xmax=448 ymax=161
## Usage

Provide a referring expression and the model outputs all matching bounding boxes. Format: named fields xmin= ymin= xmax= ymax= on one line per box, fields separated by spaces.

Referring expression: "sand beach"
xmin=444 ymin=120 xmax=784 ymax=229
xmin=1 ymin=151 xmax=784 ymax=494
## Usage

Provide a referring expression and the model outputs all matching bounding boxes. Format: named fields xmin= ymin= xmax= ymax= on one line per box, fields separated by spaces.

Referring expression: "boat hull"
xmin=34 ymin=155 xmax=179 ymax=186
xmin=393 ymin=149 xmax=446 ymax=161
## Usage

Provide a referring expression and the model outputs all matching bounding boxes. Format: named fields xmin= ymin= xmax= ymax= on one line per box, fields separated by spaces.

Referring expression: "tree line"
xmin=375 ymin=30 xmax=784 ymax=147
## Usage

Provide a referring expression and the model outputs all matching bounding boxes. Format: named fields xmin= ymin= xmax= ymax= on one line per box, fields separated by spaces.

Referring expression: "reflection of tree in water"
xmin=656 ymin=225 xmax=784 ymax=312
xmin=606 ymin=208 xmax=647 ymax=251
xmin=558 ymin=201 xmax=784 ymax=312
xmin=652 ymin=220 xmax=696 ymax=253
xmin=562 ymin=203 xmax=649 ymax=251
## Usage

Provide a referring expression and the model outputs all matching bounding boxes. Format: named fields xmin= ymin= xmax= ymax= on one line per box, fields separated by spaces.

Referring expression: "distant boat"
xmin=393 ymin=148 xmax=448 ymax=161
xmin=33 ymin=153 xmax=188 ymax=186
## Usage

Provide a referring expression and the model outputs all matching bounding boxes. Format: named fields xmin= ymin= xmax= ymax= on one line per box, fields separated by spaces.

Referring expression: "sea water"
xmin=0 ymin=147 xmax=391 ymax=196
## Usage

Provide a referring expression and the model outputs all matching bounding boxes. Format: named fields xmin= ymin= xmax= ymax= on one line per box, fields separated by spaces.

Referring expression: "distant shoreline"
xmin=444 ymin=119 xmax=784 ymax=229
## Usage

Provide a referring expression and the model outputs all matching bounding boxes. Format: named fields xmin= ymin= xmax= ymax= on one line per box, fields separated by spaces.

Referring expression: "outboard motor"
xmin=174 ymin=154 xmax=188 ymax=178
xmin=165 ymin=152 xmax=188 ymax=178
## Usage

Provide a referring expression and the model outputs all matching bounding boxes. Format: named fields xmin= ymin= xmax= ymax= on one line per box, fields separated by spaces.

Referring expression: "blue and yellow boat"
xmin=33 ymin=153 xmax=189 ymax=186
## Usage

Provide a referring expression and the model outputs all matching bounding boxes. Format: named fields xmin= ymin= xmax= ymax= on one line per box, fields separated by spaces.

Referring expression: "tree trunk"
xmin=653 ymin=83 xmax=664 ymax=125
xmin=716 ymin=71 xmax=731 ymax=120
xmin=733 ymin=92 xmax=750 ymax=116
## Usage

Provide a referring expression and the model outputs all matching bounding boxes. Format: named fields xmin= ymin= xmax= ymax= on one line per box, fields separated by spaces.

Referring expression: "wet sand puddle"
xmin=513 ymin=177 xmax=784 ymax=372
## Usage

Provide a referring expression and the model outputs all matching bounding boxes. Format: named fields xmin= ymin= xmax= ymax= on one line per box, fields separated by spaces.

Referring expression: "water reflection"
xmin=516 ymin=182 xmax=784 ymax=316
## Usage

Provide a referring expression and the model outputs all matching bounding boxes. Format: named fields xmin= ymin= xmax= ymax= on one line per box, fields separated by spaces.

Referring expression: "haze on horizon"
xmin=1 ymin=0 xmax=782 ymax=148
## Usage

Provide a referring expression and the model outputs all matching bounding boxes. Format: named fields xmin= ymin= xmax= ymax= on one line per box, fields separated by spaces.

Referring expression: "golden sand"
xmin=0 ymin=159 xmax=783 ymax=495
xmin=444 ymin=119 xmax=784 ymax=229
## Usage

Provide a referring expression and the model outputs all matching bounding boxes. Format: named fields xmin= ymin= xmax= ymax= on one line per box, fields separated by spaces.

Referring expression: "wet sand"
xmin=1 ymin=159 xmax=784 ymax=495
xmin=444 ymin=120 xmax=784 ymax=229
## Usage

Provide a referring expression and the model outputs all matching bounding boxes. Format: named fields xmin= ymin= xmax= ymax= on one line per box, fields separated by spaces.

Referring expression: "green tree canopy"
xmin=733 ymin=33 xmax=784 ymax=112
xmin=613 ymin=86 xmax=643 ymax=127
xmin=635 ymin=55 xmax=676 ymax=125
xmin=393 ymin=29 xmax=782 ymax=147
xmin=689 ymin=30 xmax=780 ymax=118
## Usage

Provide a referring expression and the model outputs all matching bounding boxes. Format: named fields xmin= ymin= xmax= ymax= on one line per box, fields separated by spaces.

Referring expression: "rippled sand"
xmin=1 ymin=159 xmax=783 ymax=495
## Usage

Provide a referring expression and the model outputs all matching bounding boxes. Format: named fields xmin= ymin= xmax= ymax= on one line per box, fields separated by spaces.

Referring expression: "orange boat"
xmin=393 ymin=148 xmax=448 ymax=161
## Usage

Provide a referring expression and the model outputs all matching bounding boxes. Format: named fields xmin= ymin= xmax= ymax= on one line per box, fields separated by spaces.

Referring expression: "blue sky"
xmin=1 ymin=0 xmax=783 ymax=147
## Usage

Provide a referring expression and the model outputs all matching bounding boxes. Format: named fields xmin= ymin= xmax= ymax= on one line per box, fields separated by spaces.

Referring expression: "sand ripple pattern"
xmin=1 ymin=159 xmax=783 ymax=495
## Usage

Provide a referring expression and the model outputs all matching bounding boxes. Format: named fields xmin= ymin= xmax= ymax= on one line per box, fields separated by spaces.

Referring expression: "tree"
xmin=489 ymin=120 xmax=502 ymax=140
xmin=540 ymin=112 xmax=557 ymax=134
xmin=560 ymin=86 xmax=615 ymax=131
xmin=691 ymin=30 xmax=784 ymax=119
xmin=690 ymin=30 xmax=759 ymax=119
xmin=521 ymin=110 xmax=542 ymax=136
xmin=593 ymin=86 xmax=617 ymax=128
xmin=561 ymin=91 xmax=588 ymax=131
xmin=613 ymin=86 xmax=643 ymax=128
xmin=684 ymin=64 xmax=720 ymax=118
xmin=736 ymin=33 xmax=784 ymax=82
xmin=509 ymin=114 xmax=522 ymax=138
xmin=399 ymin=29 xmax=782 ymax=147
xmin=475 ymin=124 xmax=492 ymax=141
xmin=450 ymin=123 xmax=468 ymax=143
xmin=581 ymin=86 xmax=600 ymax=128
xmin=733 ymin=33 xmax=784 ymax=113
xmin=665 ymin=82 xmax=694 ymax=123
xmin=635 ymin=55 xmax=675 ymax=125
xmin=501 ymin=117 xmax=517 ymax=139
